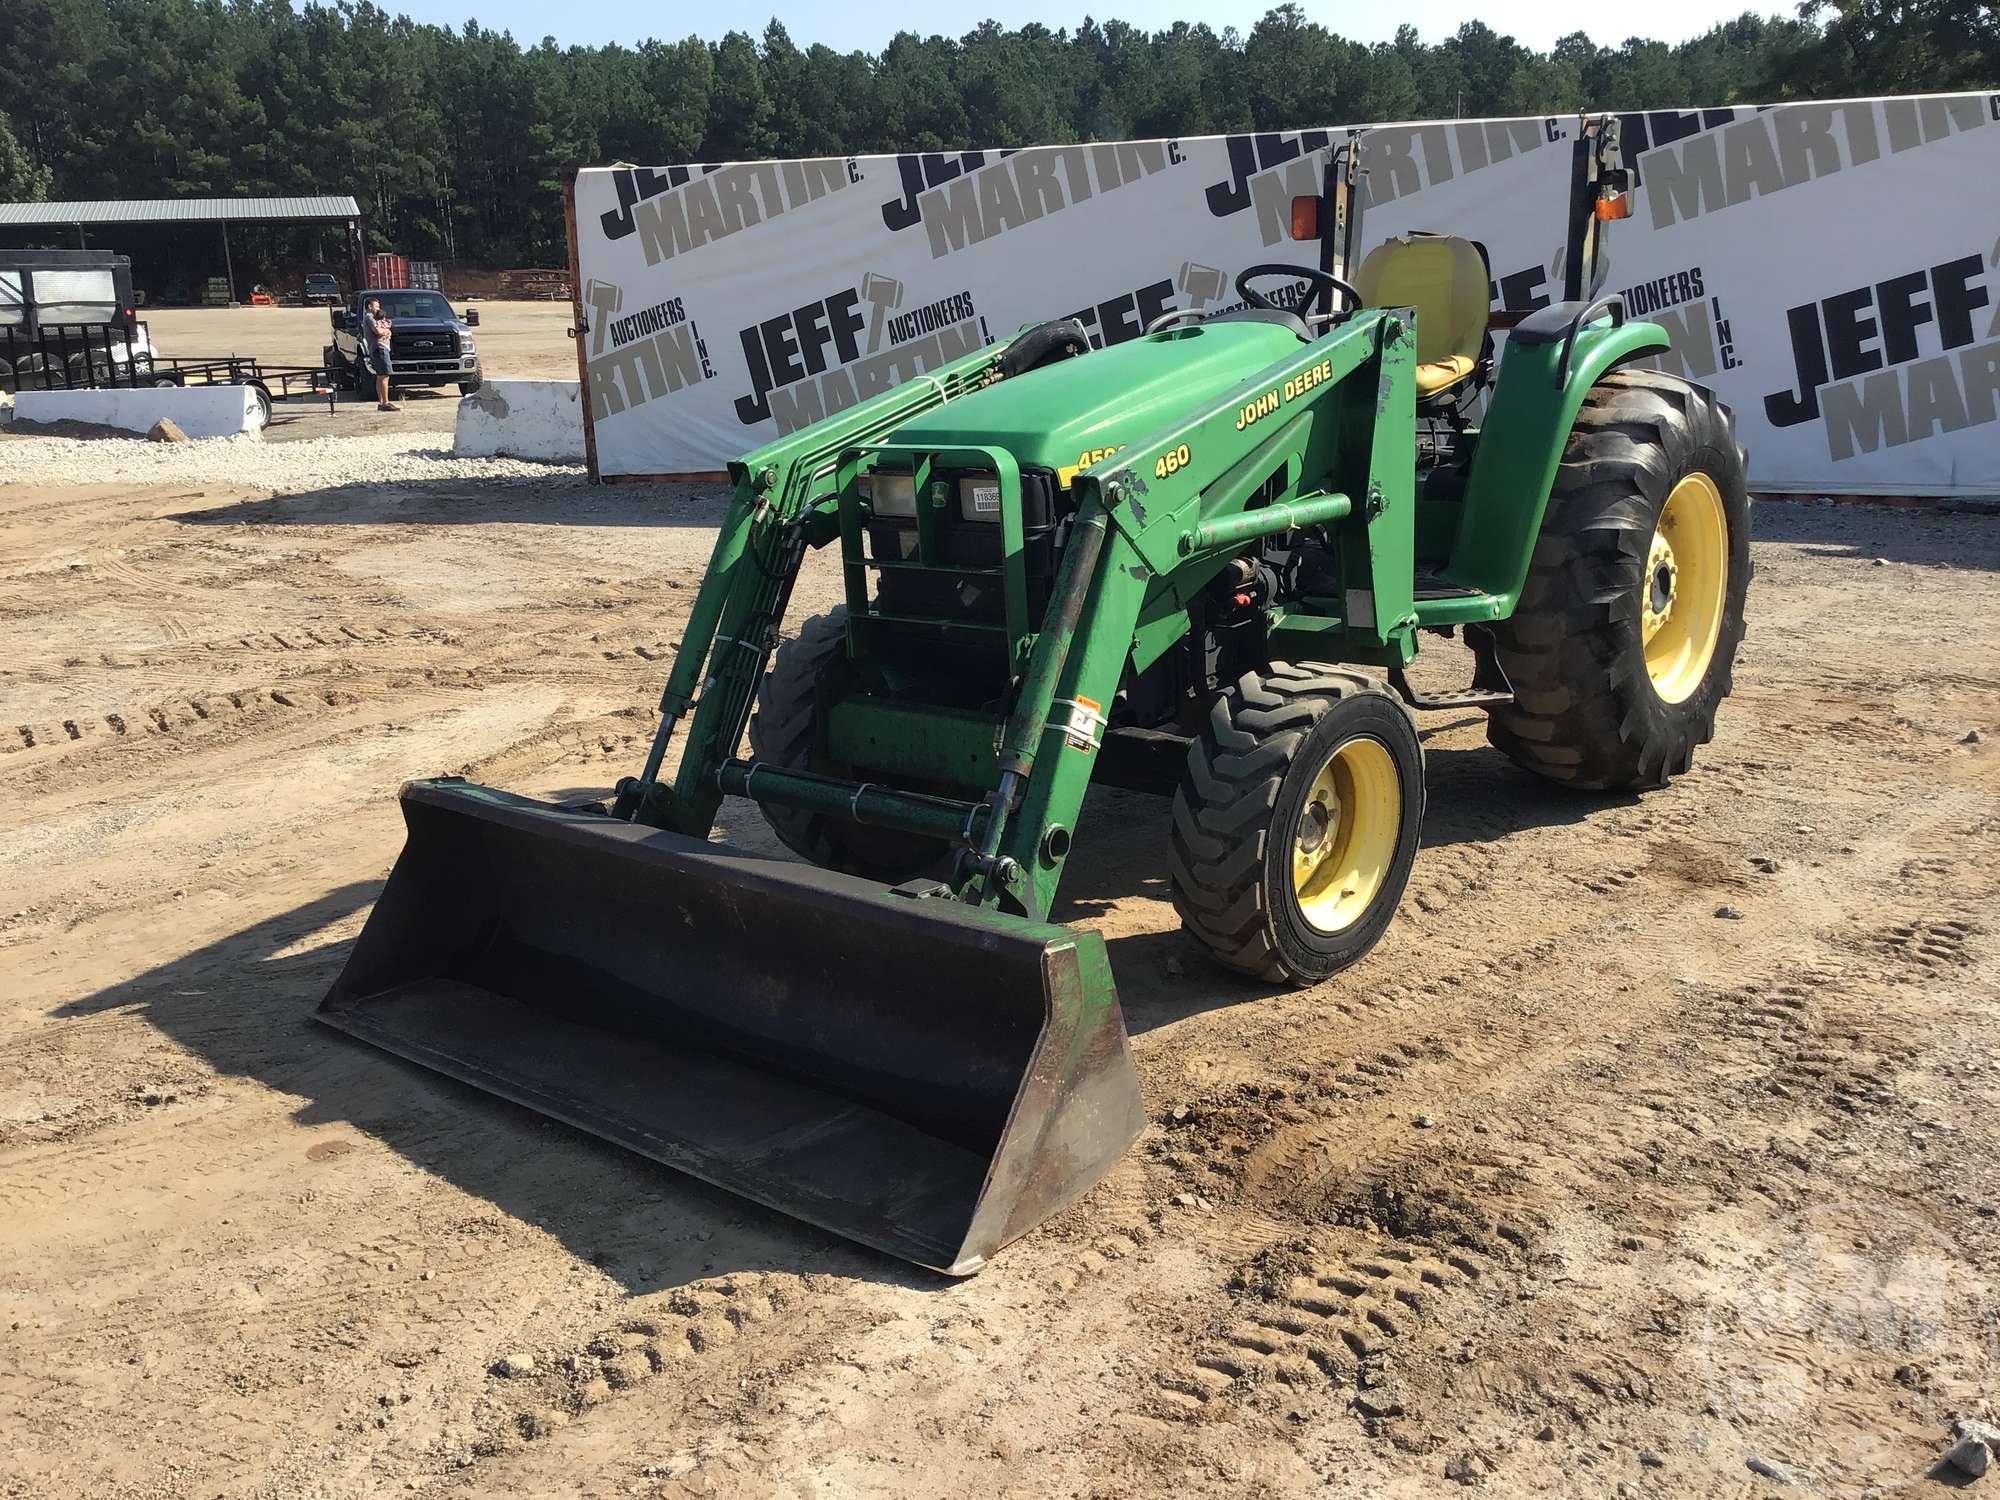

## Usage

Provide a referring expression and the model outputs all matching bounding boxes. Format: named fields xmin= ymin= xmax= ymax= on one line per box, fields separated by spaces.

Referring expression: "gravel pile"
xmin=0 ymin=429 xmax=587 ymax=493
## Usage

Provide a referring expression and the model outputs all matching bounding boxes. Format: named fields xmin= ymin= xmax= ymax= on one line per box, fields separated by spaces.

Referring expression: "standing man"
xmin=362 ymin=296 xmax=398 ymax=412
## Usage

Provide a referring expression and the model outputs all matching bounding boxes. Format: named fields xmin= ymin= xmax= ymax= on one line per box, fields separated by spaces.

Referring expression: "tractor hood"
xmin=890 ymin=319 xmax=1306 ymax=481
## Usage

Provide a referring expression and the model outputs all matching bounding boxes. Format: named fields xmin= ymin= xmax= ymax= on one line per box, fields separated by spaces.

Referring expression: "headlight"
xmin=957 ymin=473 xmax=1002 ymax=522
xmin=859 ymin=470 xmax=917 ymax=518
xmin=459 ymin=339 xmax=476 ymax=355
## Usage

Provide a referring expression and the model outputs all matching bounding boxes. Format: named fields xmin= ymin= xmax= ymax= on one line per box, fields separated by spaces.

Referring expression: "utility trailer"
xmin=143 ymin=356 xmax=338 ymax=424
xmin=0 ymin=249 xmax=335 ymax=425
xmin=6 ymin=343 xmax=331 ymax=427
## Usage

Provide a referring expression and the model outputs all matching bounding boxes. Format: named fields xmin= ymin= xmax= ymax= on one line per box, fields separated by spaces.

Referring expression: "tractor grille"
xmin=866 ymin=467 xmax=1060 ymax=626
xmin=860 ymin=466 xmax=1064 ymax=704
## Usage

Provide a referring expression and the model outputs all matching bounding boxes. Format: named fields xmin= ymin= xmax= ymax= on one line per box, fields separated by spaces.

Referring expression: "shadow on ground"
xmin=1752 ymin=496 xmax=2000 ymax=571
xmin=163 ymin=477 xmax=729 ymax=529
xmin=52 ymin=879 xmax=928 ymax=1297
xmin=1057 ymin=738 xmax=1615 ymax=1036
xmin=48 ymin=736 xmax=1611 ymax=1289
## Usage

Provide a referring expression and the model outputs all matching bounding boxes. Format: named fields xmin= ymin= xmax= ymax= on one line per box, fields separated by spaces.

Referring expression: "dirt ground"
xmin=0 ymin=448 xmax=1996 ymax=1499
xmin=133 ymin=302 xmax=580 ymax=444
xmin=141 ymin=301 xmax=579 ymax=381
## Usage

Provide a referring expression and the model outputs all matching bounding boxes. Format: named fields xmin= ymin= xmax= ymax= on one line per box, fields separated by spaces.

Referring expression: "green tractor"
xmin=321 ymin=117 xmax=1748 ymax=1274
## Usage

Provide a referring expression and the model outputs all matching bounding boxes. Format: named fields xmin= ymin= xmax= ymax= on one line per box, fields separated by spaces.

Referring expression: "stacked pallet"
xmin=498 ymin=269 xmax=571 ymax=301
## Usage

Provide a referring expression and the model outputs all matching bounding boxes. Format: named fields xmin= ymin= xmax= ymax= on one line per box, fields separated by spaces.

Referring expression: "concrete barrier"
xmin=12 ymin=384 xmax=265 ymax=439
xmin=453 ymin=380 xmax=585 ymax=463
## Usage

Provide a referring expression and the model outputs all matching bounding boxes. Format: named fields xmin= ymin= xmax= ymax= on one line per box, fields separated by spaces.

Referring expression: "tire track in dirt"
xmin=1122 ymin=735 xmax=1993 ymax=1419
xmin=38 ymin=1230 xmax=556 ymax=1353
xmin=3 ymin=678 xmax=381 ymax=768
xmin=1140 ymin=877 xmax=1982 ymax=1446
xmin=2 ymin=676 xmax=655 ymax=785
xmin=239 ymin=1268 xmax=883 ymax=1498
xmin=1141 ymin=810 xmax=1747 ymax=1246
xmin=1147 ymin=969 xmax=1888 ymax=1421
xmin=1 ymin=480 xmax=1992 ymax=1499
xmin=1 ymin=588 xmax=693 ymax=800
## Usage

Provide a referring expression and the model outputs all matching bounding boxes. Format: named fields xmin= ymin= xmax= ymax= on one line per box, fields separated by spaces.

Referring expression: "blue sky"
xmin=378 ymin=0 xmax=1780 ymax=53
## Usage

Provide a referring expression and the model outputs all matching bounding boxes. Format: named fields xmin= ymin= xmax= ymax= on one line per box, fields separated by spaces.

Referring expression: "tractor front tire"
xmin=1170 ymin=664 xmax=1423 ymax=985
xmin=747 ymin=607 xmax=944 ymax=882
xmin=1486 ymin=369 xmax=1749 ymax=791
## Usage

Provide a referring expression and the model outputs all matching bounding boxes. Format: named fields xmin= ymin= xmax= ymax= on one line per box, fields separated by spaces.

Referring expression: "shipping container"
xmin=363 ymin=253 xmax=411 ymax=290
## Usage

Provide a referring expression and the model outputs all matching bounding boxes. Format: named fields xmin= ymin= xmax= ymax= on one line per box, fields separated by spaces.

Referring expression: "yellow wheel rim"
xmin=1290 ymin=736 xmax=1402 ymax=934
xmin=1643 ymin=472 xmax=1728 ymax=704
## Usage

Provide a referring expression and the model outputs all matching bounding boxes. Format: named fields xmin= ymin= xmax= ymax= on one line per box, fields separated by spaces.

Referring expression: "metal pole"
xmin=1180 ymin=492 xmax=1353 ymax=554
xmin=563 ymin=178 xmax=601 ymax=483
xmin=347 ymin=218 xmax=365 ymax=296
xmin=221 ymin=222 xmax=235 ymax=304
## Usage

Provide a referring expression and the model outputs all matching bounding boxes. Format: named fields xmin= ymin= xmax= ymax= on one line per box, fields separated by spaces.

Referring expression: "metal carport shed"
xmin=0 ymin=197 xmax=364 ymax=304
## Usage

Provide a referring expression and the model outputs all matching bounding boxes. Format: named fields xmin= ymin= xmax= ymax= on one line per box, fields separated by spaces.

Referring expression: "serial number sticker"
xmin=1064 ymin=694 xmax=1103 ymax=752
xmin=971 ymin=483 xmax=1000 ymax=513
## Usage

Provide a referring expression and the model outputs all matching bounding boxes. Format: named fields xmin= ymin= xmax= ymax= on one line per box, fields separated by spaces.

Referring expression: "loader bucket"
xmin=318 ymin=779 xmax=1144 ymax=1275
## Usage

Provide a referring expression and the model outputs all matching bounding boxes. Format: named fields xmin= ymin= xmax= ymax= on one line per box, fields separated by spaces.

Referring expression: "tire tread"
xmin=1485 ymin=370 xmax=1749 ymax=791
xmin=1169 ymin=664 xmax=1390 ymax=981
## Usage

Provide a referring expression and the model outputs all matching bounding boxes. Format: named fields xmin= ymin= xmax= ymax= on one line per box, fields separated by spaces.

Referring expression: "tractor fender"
xmin=1451 ymin=308 xmax=1670 ymax=606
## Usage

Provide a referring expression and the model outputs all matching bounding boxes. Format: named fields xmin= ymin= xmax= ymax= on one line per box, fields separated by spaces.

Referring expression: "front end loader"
xmin=321 ymin=116 xmax=1748 ymax=1274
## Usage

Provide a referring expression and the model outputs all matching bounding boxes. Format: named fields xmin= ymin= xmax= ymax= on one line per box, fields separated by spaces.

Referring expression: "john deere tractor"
xmin=322 ymin=117 xmax=1748 ymax=1274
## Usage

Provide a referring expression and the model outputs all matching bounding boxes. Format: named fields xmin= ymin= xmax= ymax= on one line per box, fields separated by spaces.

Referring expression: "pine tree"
xmin=0 ymin=0 xmax=1978 ymax=266
xmin=0 ymin=111 xmax=53 ymax=201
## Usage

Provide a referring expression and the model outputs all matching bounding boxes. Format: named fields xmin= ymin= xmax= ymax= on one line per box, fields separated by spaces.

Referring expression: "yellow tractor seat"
xmin=1352 ymin=233 xmax=1490 ymax=398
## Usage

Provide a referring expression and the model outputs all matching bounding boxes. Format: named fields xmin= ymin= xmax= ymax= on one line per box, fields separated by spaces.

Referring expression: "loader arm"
xmin=711 ymin=309 xmax=1425 ymax=921
xmin=972 ymin=309 xmax=1422 ymax=917
xmin=615 ymin=335 xmax=1012 ymax=835
xmin=322 ymin=326 xmax=1162 ymax=1279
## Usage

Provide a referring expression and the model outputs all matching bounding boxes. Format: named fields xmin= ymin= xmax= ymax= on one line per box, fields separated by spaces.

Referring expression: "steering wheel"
xmin=1236 ymin=264 xmax=1361 ymax=320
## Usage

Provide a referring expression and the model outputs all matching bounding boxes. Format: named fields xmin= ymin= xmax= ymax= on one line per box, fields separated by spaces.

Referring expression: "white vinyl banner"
xmin=573 ymin=92 xmax=2000 ymax=495
xmin=1605 ymin=98 xmax=2000 ymax=493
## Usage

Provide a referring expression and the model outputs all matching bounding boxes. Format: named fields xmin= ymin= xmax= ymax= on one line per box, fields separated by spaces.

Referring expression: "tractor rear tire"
xmin=1170 ymin=664 xmax=1423 ymax=985
xmin=747 ymin=607 xmax=945 ymax=882
xmin=1485 ymin=369 xmax=1749 ymax=791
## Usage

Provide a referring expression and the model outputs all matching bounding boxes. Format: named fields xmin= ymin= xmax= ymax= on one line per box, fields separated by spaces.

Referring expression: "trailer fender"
xmin=235 ymin=379 xmax=272 ymax=427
